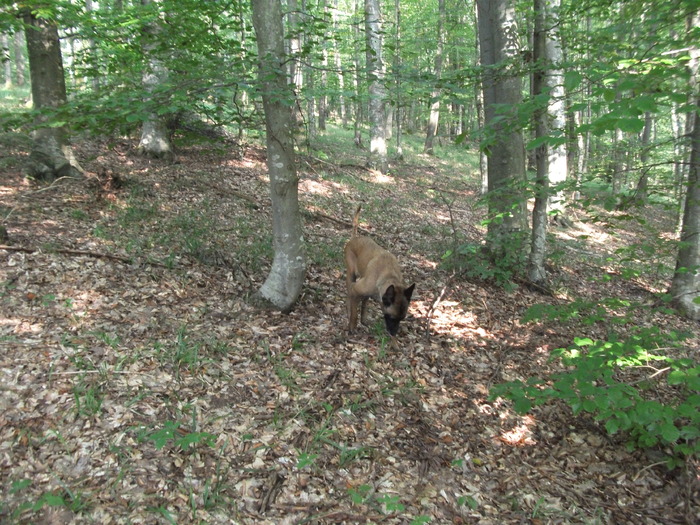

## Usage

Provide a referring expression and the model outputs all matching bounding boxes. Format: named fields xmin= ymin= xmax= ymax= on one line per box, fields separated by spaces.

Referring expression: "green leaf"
xmin=605 ymin=418 xmax=620 ymax=435
xmin=564 ymin=71 xmax=582 ymax=91
xmin=617 ymin=118 xmax=645 ymax=133
xmin=660 ymin=423 xmax=680 ymax=443
xmin=513 ymin=397 xmax=532 ymax=414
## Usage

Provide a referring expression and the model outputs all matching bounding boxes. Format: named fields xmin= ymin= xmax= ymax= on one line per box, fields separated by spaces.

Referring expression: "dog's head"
xmin=381 ymin=283 xmax=416 ymax=336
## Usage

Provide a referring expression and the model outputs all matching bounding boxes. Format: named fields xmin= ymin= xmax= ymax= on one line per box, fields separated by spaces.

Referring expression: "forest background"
xmin=0 ymin=0 xmax=698 ymax=523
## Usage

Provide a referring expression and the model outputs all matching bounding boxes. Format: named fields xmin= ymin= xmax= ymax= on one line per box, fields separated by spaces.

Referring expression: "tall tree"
xmin=670 ymin=9 xmax=700 ymax=321
xmin=251 ymin=0 xmax=307 ymax=312
xmin=476 ymin=0 xmax=527 ymax=254
xmin=423 ymin=0 xmax=445 ymax=155
xmin=365 ymin=0 xmax=388 ymax=172
xmin=528 ymin=0 xmax=567 ymax=285
xmin=22 ymin=8 xmax=82 ymax=180
xmin=137 ymin=0 xmax=174 ymax=162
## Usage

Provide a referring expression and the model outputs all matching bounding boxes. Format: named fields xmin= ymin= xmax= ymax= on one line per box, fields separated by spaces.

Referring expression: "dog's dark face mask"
xmin=381 ymin=283 xmax=416 ymax=336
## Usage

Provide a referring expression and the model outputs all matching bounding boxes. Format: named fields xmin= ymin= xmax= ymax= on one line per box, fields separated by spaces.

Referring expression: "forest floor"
xmin=0 ymin=127 xmax=698 ymax=525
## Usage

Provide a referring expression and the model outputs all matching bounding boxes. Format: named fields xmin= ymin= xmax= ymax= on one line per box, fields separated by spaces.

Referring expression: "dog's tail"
xmin=352 ymin=205 xmax=361 ymax=237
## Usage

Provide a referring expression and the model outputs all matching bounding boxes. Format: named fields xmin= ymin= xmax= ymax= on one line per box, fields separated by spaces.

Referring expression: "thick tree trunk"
xmin=365 ymin=0 xmax=388 ymax=172
xmin=424 ymin=0 xmax=445 ymax=155
xmin=137 ymin=0 xmax=174 ymax=162
xmin=252 ymin=0 xmax=307 ymax=312
xmin=476 ymin=0 xmax=527 ymax=253
xmin=23 ymin=11 xmax=82 ymax=181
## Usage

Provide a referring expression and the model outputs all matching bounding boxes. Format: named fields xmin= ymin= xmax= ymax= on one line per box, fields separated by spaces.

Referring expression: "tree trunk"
xmin=251 ymin=0 xmax=307 ymax=312
xmin=393 ymin=0 xmax=403 ymax=158
xmin=670 ymin=11 xmax=700 ymax=321
xmin=352 ymin=0 xmax=363 ymax=148
xmin=424 ymin=0 xmax=445 ymax=155
xmin=476 ymin=0 xmax=527 ymax=254
xmin=2 ymin=33 xmax=11 ymax=89
xmin=13 ymin=30 xmax=25 ymax=87
xmin=137 ymin=0 xmax=174 ymax=162
xmin=365 ymin=0 xmax=388 ymax=172
xmin=671 ymin=96 xmax=700 ymax=320
xmin=333 ymin=0 xmax=347 ymax=126
xmin=23 ymin=11 xmax=82 ymax=181
xmin=542 ymin=0 xmax=567 ymax=221
xmin=528 ymin=0 xmax=549 ymax=286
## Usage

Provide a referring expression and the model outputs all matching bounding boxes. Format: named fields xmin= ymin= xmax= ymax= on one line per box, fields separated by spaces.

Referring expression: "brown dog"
xmin=344 ymin=206 xmax=415 ymax=340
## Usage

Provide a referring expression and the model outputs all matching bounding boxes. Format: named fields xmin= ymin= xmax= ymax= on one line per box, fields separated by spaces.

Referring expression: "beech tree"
xmin=22 ymin=8 xmax=82 ymax=180
xmin=136 ymin=0 xmax=174 ymax=162
xmin=528 ymin=0 xmax=567 ymax=286
xmin=423 ymin=0 xmax=445 ymax=155
xmin=251 ymin=0 xmax=307 ymax=312
xmin=670 ymin=9 xmax=700 ymax=321
xmin=364 ymin=0 xmax=388 ymax=172
xmin=476 ymin=0 xmax=527 ymax=256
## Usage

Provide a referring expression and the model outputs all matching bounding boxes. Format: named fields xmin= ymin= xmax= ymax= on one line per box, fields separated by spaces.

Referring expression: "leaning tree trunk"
xmin=23 ymin=11 xmax=82 ymax=181
xmin=137 ymin=0 xmax=174 ymax=162
xmin=476 ymin=0 xmax=528 ymax=255
xmin=251 ymin=0 xmax=307 ymax=312
xmin=365 ymin=0 xmax=388 ymax=172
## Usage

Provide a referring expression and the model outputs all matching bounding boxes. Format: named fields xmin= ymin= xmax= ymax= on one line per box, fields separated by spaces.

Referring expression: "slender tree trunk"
xmin=424 ymin=0 xmax=445 ymax=155
xmin=393 ymin=0 xmax=403 ymax=157
xmin=2 ymin=33 xmax=11 ymax=89
xmin=318 ymin=0 xmax=328 ymax=132
xmin=13 ymin=30 xmax=25 ymax=87
xmin=333 ymin=0 xmax=347 ymax=126
xmin=251 ymin=0 xmax=307 ymax=312
xmin=542 ymin=0 xmax=567 ymax=221
xmin=137 ymin=0 xmax=174 ymax=162
xmin=352 ymin=0 xmax=363 ymax=148
xmin=365 ymin=0 xmax=388 ymax=172
xmin=476 ymin=0 xmax=528 ymax=253
xmin=528 ymin=0 xmax=549 ymax=286
xmin=473 ymin=1 xmax=488 ymax=195
xmin=23 ymin=10 xmax=82 ymax=180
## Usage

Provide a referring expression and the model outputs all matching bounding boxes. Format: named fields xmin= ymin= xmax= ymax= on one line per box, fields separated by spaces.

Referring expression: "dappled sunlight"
xmin=369 ymin=169 xmax=395 ymax=184
xmin=300 ymin=178 xmax=348 ymax=197
xmin=553 ymin=219 xmax=612 ymax=246
xmin=498 ymin=414 xmax=537 ymax=447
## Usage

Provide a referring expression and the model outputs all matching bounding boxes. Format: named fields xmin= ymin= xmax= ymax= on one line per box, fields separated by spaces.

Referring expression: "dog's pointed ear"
xmin=382 ymin=285 xmax=396 ymax=306
xmin=404 ymin=283 xmax=415 ymax=301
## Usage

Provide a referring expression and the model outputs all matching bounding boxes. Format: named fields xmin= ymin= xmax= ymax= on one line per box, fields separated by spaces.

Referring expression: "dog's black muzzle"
xmin=384 ymin=315 xmax=401 ymax=336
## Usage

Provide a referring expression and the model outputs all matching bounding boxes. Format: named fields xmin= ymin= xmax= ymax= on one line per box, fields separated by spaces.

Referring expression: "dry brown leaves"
xmin=0 ymin=137 xmax=697 ymax=524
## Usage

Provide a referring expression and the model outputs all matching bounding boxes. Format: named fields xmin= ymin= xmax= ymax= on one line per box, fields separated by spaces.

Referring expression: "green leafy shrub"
xmin=490 ymin=328 xmax=699 ymax=467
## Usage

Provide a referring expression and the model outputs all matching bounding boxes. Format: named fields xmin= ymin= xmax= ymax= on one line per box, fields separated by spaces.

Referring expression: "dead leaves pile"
xmin=0 ymin=138 xmax=697 ymax=524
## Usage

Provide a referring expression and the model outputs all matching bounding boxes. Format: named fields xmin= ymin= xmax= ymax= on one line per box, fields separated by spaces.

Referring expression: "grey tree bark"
xmin=365 ymin=0 xmax=388 ymax=172
xmin=528 ymin=0 xmax=567 ymax=286
xmin=251 ymin=0 xmax=307 ymax=312
xmin=476 ymin=0 xmax=527 ymax=253
xmin=670 ymin=11 xmax=700 ymax=320
xmin=424 ymin=0 xmax=445 ymax=155
xmin=137 ymin=0 xmax=174 ymax=162
xmin=23 ymin=11 xmax=82 ymax=181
